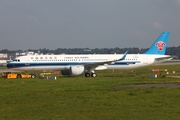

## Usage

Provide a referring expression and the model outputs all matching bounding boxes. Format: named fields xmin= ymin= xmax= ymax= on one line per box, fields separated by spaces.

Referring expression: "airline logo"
xmin=156 ymin=41 xmax=166 ymax=51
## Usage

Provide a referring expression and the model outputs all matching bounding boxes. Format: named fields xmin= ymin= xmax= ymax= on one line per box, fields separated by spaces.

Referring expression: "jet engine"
xmin=61 ymin=65 xmax=85 ymax=75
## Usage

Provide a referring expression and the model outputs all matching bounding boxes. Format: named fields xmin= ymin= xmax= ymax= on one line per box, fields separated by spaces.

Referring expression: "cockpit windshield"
xmin=13 ymin=59 xmax=20 ymax=62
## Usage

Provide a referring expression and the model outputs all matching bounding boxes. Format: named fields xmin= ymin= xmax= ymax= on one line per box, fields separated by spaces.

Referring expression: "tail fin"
xmin=144 ymin=31 xmax=170 ymax=55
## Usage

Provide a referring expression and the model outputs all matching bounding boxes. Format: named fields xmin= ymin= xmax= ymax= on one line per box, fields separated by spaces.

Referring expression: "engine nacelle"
xmin=71 ymin=65 xmax=85 ymax=75
xmin=61 ymin=65 xmax=85 ymax=76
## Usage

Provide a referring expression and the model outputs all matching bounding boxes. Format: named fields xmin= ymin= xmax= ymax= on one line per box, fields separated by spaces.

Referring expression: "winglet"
xmin=119 ymin=50 xmax=128 ymax=61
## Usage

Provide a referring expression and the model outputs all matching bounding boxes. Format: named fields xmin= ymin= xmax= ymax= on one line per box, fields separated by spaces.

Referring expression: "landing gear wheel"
xmin=91 ymin=73 xmax=97 ymax=77
xmin=85 ymin=73 xmax=90 ymax=77
xmin=31 ymin=74 xmax=36 ymax=79
xmin=17 ymin=74 xmax=22 ymax=79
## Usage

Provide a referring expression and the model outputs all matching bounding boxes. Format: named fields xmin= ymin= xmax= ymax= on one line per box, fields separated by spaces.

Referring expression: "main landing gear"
xmin=85 ymin=72 xmax=97 ymax=77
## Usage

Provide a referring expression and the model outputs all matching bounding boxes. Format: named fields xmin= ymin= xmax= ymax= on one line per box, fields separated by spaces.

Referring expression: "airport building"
xmin=0 ymin=53 xmax=8 ymax=59
xmin=15 ymin=51 xmax=44 ymax=57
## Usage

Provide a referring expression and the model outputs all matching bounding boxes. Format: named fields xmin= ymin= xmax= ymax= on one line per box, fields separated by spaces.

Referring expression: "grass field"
xmin=0 ymin=64 xmax=180 ymax=120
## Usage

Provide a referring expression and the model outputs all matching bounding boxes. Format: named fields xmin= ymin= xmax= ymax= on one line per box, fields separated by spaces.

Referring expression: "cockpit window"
xmin=13 ymin=59 xmax=17 ymax=61
xmin=12 ymin=59 xmax=20 ymax=62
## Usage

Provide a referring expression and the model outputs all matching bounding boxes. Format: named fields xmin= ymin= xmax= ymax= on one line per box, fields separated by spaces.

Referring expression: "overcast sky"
xmin=0 ymin=0 xmax=180 ymax=50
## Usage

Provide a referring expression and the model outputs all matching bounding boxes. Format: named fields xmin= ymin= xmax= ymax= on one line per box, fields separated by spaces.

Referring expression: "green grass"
xmin=0 ymin=64 xmax=180 ymax=120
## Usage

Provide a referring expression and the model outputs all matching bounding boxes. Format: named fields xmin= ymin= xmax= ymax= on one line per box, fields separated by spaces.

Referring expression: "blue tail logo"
xmin=144 ymin=31 xmax=170 ymax=55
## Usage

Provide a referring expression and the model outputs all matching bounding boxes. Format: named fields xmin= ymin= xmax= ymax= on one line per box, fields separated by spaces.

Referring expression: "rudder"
xmin=144 ymin=31 xmax=170 ymax=55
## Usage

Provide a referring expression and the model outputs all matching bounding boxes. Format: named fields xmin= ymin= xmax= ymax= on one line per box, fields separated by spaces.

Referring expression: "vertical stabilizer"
xmin=144 ymin=31 xmax=170 ymax=55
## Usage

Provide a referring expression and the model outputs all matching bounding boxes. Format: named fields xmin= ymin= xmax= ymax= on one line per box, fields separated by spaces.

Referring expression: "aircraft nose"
xmin=7 ymin=63 xmax=14 ymax=69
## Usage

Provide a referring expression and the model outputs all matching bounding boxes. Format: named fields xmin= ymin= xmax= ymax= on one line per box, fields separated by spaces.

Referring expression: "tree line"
xmin=0 ymin=46 xmax=180 ymax=59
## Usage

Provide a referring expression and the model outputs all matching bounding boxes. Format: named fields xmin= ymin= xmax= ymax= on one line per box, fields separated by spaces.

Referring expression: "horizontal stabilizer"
xmin=155 ymin=56 xmax=173 ymax=62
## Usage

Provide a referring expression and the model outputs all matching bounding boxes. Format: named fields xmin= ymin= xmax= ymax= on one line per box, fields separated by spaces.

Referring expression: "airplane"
xmin=0 ymin=60 xmax=12 ymax=66
xmin=0 ymin=60 xmax=7 ymax=65
xmin=7 ymin=31 xmax=172 ymax=77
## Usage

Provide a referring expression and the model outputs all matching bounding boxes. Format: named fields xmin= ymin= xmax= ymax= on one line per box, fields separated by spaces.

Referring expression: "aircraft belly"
xmin=11 ymin=66 xmax=66 ymax=71
xmin=106 ymin=64 xmax=144 ymax=70
xmin=33 ymin=66 xmax=65 ymax=70
xmin=107 ymin=65 xmax=134 ymax=70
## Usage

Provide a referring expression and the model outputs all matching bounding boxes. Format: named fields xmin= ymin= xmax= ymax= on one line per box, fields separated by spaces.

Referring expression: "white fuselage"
xmin=7 ymin=54 xmax=171 ymax=71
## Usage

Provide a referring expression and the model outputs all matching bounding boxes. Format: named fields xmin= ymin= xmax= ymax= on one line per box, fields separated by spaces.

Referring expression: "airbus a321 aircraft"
xmin=7 ymin=31 xmax=172 ymax=77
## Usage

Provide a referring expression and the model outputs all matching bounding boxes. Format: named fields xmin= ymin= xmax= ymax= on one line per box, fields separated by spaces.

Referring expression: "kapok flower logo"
xmin=156 ymin=41 xmax=166 ymax=51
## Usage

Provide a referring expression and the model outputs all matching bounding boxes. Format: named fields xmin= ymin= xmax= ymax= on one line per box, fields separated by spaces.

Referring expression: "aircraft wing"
xmin=84 ymin=51 xmax=128 ymax=70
